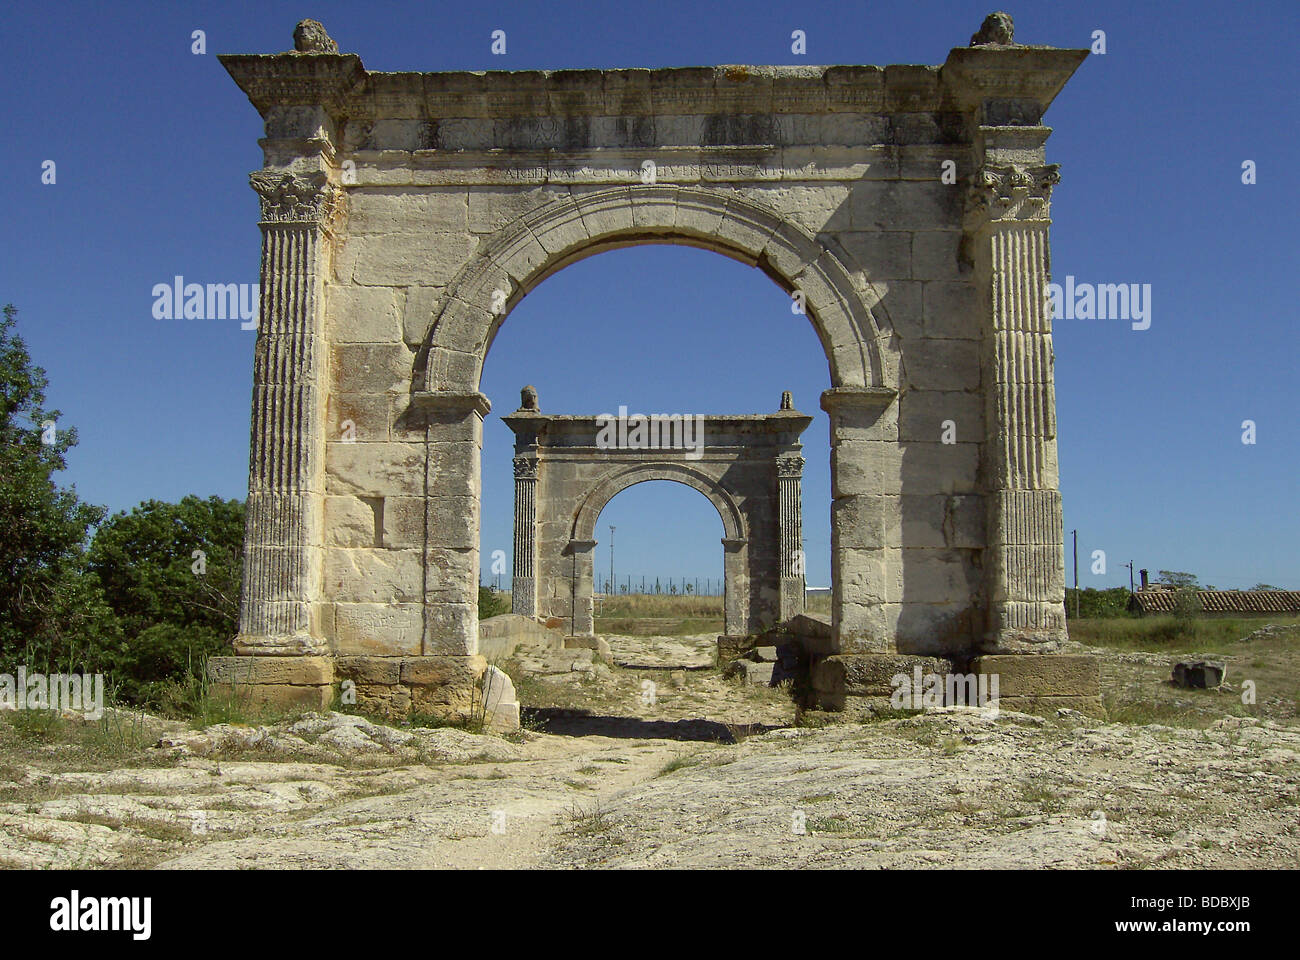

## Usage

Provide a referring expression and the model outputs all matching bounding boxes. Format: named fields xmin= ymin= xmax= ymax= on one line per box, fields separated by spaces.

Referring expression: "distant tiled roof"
xmin=1130 ymin=590 xmax=1300 ymax=615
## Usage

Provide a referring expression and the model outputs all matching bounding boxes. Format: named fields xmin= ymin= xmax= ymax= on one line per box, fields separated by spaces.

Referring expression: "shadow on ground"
xmin=524 ymin=707 xmax=783 ymax=742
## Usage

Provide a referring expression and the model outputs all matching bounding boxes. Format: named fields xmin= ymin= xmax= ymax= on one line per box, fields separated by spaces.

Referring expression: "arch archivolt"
xmin=418 ymin=185 xmax=898 ymax=395
xmin=572 ymin=463 xmax=746 ymax=544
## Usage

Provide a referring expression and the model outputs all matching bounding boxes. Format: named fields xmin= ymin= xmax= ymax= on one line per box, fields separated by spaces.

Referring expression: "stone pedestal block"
xmin=207 ymin=656 xmax=336 ymax=712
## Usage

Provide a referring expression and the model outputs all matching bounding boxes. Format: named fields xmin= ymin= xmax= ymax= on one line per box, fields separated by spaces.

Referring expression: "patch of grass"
xmin=8 ymin=709 xmax=66 ymax=743
xmin=807 ymin=815 xmax=854 ymax=834
xmin=655 ymin=753 xmax=704 ymax=777
xmin=563 ymin=800 xmax=615 ymax=837
xmin=798 ymin=792 xmax=836 ymax=804
xmin=1019 ymin=783 xmax=1065 ymax=813
xmin=1070 ymin=616 xmax=1299 ymax=654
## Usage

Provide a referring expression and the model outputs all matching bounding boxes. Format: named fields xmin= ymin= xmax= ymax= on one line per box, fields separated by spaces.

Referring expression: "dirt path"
xmin=1 ymin=631 xmax=1297 ymax=869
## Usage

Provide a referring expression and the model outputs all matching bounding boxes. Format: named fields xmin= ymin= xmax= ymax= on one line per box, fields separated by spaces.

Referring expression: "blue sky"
xmin=1 ymin=0 xmax=1295 ymax=591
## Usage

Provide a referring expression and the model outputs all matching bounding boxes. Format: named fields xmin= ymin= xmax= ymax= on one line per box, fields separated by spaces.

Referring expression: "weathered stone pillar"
xmin=967 ymin=131 xmax=1067 ymax=651
xmin=511 ymin=455 xmax=538 ymax=617
xmin=721 ymin=537 xmax=748 ymax=637
xmin=411 ymin=391 xmax=491 ymax=656
xmin=213 ymin=31 xmax=366 ymax=706
xmin=566 ymin=539 xmax=598 ymax=635
xmin=234 ymin=171 xmax=340 ymax=657
xmin=822 ymin=386 xmax=899 ymax=652
xmin=776 ymin=454 xmax=806 ymax=620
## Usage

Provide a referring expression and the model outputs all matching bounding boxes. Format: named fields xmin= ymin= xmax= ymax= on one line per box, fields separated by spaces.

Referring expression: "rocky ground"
xmin=1 ymin=630 xmax=1297 ymax=869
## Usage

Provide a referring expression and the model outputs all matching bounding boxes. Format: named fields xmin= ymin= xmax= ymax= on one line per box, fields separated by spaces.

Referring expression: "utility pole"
xmin=1072 ymin=529 xmax=1079 ymax=620
xmin=609 ymin=525 xmax=615 ymax=601
xmin=1122 ymin=561 xmax=1135 ymax=593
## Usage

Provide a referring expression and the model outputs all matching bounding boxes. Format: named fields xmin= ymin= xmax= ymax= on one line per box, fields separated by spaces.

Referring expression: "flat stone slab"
xmin=972 ymin=654 xmax=1101 ymax=698
xmin=605 ymin=634 xmax=715 ymax=670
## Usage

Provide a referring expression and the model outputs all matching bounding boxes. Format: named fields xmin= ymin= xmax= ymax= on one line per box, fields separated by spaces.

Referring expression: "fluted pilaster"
xmin=511 ymin=456 xmax=538 ymax=616
xmin=235 ymin=171 xmax=342 ymax=655
xmin=969 ymin=155 xmax=1067 ymax=650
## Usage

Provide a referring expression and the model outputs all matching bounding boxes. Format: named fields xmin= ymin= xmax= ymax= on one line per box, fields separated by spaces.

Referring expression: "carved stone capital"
xmin=967 ymin=162 xmax=1060 ymax=225
xmin=776 ymin=455 xmax=805 ymax=479
xmin=513 ymin=456 xmax=538 ymax=480
xmin=250 ymin=170 xmax=344 ymax=228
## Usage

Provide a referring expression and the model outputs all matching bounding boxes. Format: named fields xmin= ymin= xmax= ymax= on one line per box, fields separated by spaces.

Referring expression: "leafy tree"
xmin=87 ymin=496 xmax=244 ymax=703
xmin=1252 ymin=583 xmax=1282 ymax=591
xmin=1064 ymin=587 xmax=1133 ymax=619
xmin=0 ymin=303 xmax=111 ymax=671
xmin=478 ymin=585 xmax=509 ymax=620
xmin=1171 ymin=587 xmax=1201 ymax=633
xmin=1157 ymin=570 xmax=1199 ymax=589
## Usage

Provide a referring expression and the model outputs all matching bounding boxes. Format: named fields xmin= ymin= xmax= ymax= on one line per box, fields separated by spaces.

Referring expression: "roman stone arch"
xmin=416 ymin=185 xmax=898 ymax=395
xmin=212 ymin=16 xmax=1101 ymax=722
xmin=572 ymin=464 xmax=745 ymax=543
xmin=504 ymin=398 xmax=810 ymax=639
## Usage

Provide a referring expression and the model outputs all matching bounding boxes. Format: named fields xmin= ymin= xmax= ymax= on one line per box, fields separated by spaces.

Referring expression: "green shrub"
xmin=1064 ymin=587 xmax=1134 ymax=619
xmin=478 ymin=585 xmax=509 ymax=620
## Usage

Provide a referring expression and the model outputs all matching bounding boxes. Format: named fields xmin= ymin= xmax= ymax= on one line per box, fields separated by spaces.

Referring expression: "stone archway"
xmin=503 ymin=392 xmax=812 ymax=640
xmin=416 ymin=185 xmax=899 ymax=394
xmin=212 ymin=17 xmax=1100 ymax=721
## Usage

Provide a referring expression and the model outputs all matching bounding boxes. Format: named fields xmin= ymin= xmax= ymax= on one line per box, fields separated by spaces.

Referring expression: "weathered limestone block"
xmin=347 ymin=189 xmax=468 ymax=234
xmin=326 ymin=394 xmax=390 ymax=443
xmin=324 ymin=495 xmax=378 ymax=547
xmin=898 ymin=442 xmax=979 ymax=495
xmin=898 ymin=389 xmax=982 ymax=443
xmin=335 ymin=656 xmax=401 ymax=685
xmin=834 ymin=230 xmax=912 ymax=283
xmin=480 ymin=665 xmax=521 ymax=732
xmin=811 ymin=653 xmax=950 ymax=709
xmin=972 ymin=654 xmax=1100 ymax=698
xmin=323 ymin=548 xmax=422 ymax=603
xmin=406 ymin=655 xmax=486 ymax=719
xmin=350 ymin=232 xmax=477 ymax=285
xmin=921 ymin=281 xmax=979 ymax=339
xmin=329 ymin=343 xmax=411 ymax=395
xmin=478 ymin=613 xmax=565 ymax=660
xmin=333 ymin=602 xmax=423 ymax=656
xmin=831 ymin=441 xmax=903 ymax=498
xmin=424 ymin=601 xmax=477 ymax=654
xmin=995 ymin=694 xmax=1104 ymax=717
xmin=903 ymin=340 xmax=980 ymax=391
xmin=214 ymin=682 xmax=334 ymax=712
xmin=832 ymin=495 xmax=895 ymax=550
xmin=745 ymin=184 xmax=852 ymax=234
xmin=893 ymin=601 xmax=979 ymax=653
xmin=354 ymin=682 xmax=412 ymax=719
xmin=910 ymin=230 xmax=964 ymax=281
xmin=400 ymin=286 xmax=443 ymax=347
xmin=207 ymin=656 xmax=334 ymax=686
xmin=326 ymin=285 xmax=404 ymax=343
xmin=326 ymin=441 xmax=426 ymax=498
xmin=851 ymin=180 xmax=961 ymax=231
xmin=468 ymin=186 xmax=561 ymax=233
xmin=425 ymin=547 xmax=477 ymax=604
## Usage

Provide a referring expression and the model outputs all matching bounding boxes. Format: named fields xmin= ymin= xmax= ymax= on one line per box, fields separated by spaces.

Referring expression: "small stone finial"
xmin=520 ymin=385 xmax=539 ymax=412
xmin=970 ymin=12 xmax=1015 ymax=46
xmin=293 ymin=19 xmax=339 ymax=54
xmin=780 ymin=391 xmax=794 ymax=411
